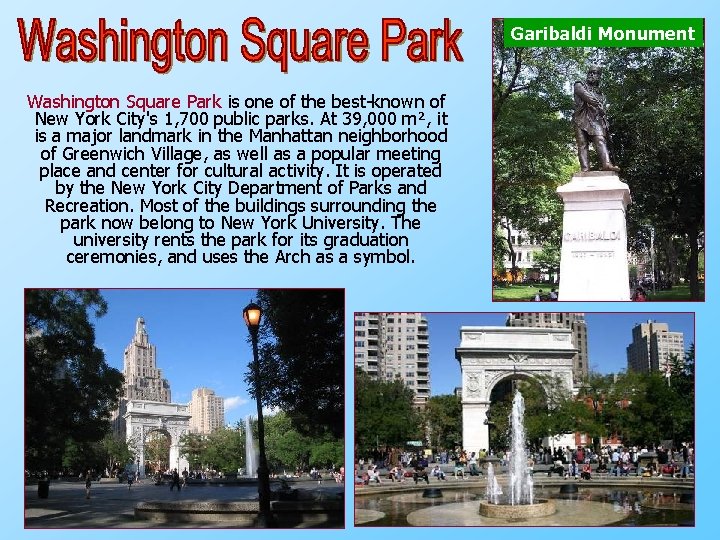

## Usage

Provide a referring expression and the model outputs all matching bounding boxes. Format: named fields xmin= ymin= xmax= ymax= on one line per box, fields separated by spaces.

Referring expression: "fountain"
xmin=485 ymin=463 xmax=502 ymax=504
xmin=244 ymin=415 xmax=258 ymax=478
xmin=478 ymin=391 xmax=556 ymax=519
xmin=356 ymin=392 xmax=693 ymax=526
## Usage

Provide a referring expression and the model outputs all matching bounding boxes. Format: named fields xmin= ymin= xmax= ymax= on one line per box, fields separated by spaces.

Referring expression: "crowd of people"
xmin=355 ymin=441 xmax=694 ymax=485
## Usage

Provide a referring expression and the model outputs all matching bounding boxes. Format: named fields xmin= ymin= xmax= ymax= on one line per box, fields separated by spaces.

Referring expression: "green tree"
xmin=532 ymin=244 xmax=561 ymax=282
xmin=100 ymin=433 xmax=136 ymax=474
xmin=576 ymin=372 xmax=621 ymax=452
xmin=585 ymin=352 xmax=695 ymax=448
xmin=144 ymin=432 xmax=171 ymax=471
xmin=355 ymin=369 xmax=422 ymax=455
xmin=493 ymin=19 xmax=586 ymax=277
xmin=25 ymin=289 xmax=124 ymax=473
xmin=263 ymin=411 xmax=310 ymax=471
xmin=61 ymin=439 xmax=102 ymax=474
xmin=599 ymin=47 xmax=704 ymax=298
xmin=309 ymin=440 xmax=343 ymax=469
xmin=202 ymin=427 xmax=245 ymax=473
xmin=179 ymin=432 xmax=209 ymax=471
xmin=425 ymin=394 xmax=462 ymax=452
xmin=248 ymin=289 xmax=344 ymax=438
xmin=251 ymin=411 xmax=342 ymax=472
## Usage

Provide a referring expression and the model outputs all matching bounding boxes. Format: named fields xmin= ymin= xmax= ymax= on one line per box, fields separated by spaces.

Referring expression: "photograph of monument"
xmin=354 ymin=311 xmax=695 ymax=526
xmin=25 ymin=288 xmax=344 ymax=528
xmin=491 ymin=18 xmax=705 ymax=301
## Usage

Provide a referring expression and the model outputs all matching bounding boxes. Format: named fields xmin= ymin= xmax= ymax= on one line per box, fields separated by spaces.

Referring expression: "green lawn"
xmin=645 ymin=284 xmax=704 ymax=302
xmin=492 ymin=283 xmax=704 ymax=302
xmin=492 ymin=284 xmax=557 ymax=302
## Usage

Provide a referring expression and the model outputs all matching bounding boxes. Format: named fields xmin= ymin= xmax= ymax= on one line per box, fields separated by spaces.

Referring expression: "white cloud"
xmin=224 ymin=396 xmax=249 ymax=410
xmin=262 ymin=405 xmax=282 ymax=416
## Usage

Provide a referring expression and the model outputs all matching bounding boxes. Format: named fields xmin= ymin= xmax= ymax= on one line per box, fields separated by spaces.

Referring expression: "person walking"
xmin=170 ymin=468 xmax=182 ymax=491
xmin=84 ymin=470 xmax=93 ymax=499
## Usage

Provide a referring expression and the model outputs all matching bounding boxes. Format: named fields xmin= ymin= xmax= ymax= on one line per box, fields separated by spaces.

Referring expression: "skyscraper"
xmin=354 ymin=313 xmax=430 ymax=406
xmin=188 ymin=387 xmax=225 ymax=434
xmin=506 ymin=313 xmax=589 ymax=383
xmin=112 ymin=317 xmax=172 ymax=435
xmin=121 ymin=317 xmax=171 ymax=402
xmin=626 ymin=320 xmax=685 ymax=374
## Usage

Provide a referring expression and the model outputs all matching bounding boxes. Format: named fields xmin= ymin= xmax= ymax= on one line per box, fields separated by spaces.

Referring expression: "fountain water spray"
xmin=479 ymin=390 xmax=555 ymax=518
xmin=485 ymin=463 xmax=503 ymax=505
xmin=509 ymin=390 xmax=534 ymax=505
xmin=245 ymin=415 xmax=258 ymax=478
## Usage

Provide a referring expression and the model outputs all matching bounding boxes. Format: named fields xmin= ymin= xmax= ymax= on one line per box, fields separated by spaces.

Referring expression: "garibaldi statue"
xmin=573 ymin=65 xmax=620 ymax=172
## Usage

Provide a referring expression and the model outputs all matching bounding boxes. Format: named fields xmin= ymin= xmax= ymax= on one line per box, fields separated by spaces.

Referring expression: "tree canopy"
xmin=179 ymin=412 xmax=342 ymax=474
xmin=25 ymin=289 xmax=124 ymax=473
xmin=246 ymin=289 xmax=344 ymax=439
xmin=425 ymin=394 xmax=462 ymax=452
xmin=486 ymin=356 xmax=694 ymax=452
xmin=602 ymin=47 xmax=704 ymax=297
xmin=354 ymin=368 xmax=423 ymax=455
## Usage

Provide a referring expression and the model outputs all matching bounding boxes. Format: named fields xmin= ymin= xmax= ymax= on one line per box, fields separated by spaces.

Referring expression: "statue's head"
xmin=586 ymin=64 xmax=603 ymax=85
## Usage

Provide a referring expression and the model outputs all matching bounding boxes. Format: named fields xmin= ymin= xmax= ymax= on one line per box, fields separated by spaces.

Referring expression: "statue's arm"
xmin=573 ymin=82 xmax=601 ymax=107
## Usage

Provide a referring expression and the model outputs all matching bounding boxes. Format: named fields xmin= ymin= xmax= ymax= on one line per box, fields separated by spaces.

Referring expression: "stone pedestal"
xmin=556 ymin=172 xmax=631 ymax=301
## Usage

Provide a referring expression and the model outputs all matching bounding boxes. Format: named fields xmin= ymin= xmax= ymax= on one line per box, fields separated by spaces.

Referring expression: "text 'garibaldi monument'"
xmin=556 ymin=65 xmax=631 ymax=301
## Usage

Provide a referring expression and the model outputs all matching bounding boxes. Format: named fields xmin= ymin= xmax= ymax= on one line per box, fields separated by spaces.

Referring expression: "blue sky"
xmin=93 ymin=289 xmax=261 ymax=426
xmin=425 ymin=312 xmax=695 ymax=396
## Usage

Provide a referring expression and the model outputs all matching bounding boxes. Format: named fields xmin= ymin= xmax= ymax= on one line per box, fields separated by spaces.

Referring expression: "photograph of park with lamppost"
xmin=354 ymin=312 xmax=694 ymax=526
xmin=491 ymin=18 xmax=704 ymax=301
xmin=25 ymin=288 xmax=344 ymax=528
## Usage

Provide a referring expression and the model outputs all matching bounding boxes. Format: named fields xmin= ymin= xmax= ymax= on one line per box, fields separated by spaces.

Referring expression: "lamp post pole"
xmin=243 ymin=301 xmax=273 ymax=527
xmin=592 ymin=398 xmax=600 ymax=454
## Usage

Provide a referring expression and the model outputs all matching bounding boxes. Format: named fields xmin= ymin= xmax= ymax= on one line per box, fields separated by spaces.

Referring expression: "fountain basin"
xmin=479 ymin=498 xmax=556 ymax=519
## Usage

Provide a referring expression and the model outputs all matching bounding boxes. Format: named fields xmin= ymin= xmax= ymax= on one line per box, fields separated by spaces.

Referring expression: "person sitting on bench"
xmin=548 ymin=460 xmax=565 ymax=477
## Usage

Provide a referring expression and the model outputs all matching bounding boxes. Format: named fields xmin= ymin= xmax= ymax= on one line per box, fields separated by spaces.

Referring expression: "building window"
xmin=355 ymin=341 xmax=365 ymax=347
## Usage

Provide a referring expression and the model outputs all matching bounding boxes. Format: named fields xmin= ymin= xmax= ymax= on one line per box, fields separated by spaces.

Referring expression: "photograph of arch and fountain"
xmin=25 ymin=288 xmax=344 ymax=528
xmin=354 ymin=311 xmax=694 ymax=526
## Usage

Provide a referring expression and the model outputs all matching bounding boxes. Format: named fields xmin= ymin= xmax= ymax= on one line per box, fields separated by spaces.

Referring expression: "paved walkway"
xmin=26 ymin=479 xmax=343 ymax=528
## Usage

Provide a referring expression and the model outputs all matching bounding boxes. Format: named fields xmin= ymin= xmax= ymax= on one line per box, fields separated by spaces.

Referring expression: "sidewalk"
xmin=25 ymin=479 xmax=342 ymax=528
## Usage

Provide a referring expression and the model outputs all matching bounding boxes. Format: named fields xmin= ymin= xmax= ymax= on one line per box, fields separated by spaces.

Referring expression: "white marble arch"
xmin=123 ymin=400 xmax=191 ymax=477
xmin=455 ymin=326 xmax=576 ymax=454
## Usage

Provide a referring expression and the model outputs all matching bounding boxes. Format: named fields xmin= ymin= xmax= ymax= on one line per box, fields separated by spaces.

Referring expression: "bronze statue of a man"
xmin=573 ymin=65 xmax=620 ymax=172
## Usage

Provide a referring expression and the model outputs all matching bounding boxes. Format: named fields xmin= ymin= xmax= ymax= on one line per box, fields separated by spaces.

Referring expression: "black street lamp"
xmin=243 ymin=301 xmax=273 ymax=527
